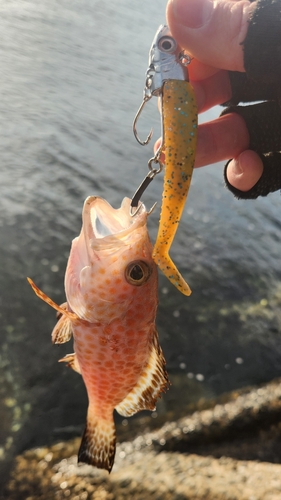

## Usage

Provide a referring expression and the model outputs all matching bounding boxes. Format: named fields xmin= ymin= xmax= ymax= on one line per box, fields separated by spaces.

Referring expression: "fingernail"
xmin=172 ymin=0 xmax=213 ymax=28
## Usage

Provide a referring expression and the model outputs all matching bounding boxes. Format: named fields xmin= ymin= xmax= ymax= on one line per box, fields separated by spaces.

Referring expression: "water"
xmin=1 ymin=0 xmax=281 ymax=485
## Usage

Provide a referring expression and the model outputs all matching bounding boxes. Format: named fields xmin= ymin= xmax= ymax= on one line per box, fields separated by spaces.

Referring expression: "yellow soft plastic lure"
xmin=155 ymin=79 xmax=197 ymax=295
xmin=133 ymin=25 xmax=198 ymax=296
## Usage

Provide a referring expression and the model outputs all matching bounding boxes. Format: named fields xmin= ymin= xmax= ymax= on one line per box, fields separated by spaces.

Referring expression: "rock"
xmin=4 ymin=378 xmax=281 ymax=500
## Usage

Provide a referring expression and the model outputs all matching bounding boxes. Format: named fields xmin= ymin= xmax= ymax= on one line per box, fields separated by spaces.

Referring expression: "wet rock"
xmin=4 ymin=378 xmax=281 ymax=500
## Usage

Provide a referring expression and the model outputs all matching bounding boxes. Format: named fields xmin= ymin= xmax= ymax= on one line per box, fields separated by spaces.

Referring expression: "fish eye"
xmin=158 ymin=36 xmax=177 ymax=53
xmin=125 ymin=260 xmax=151 ymax=286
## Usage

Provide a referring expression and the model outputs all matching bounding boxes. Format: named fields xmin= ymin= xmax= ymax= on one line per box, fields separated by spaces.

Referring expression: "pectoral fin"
xmin=59 ymin=353 xmax=81 ymax=374
xmin=56 ymin=302 xmax=68 ymax=320
xmin=115 ymin=329 xmax=170 ymax=417
xmin=52 ymin=307 xmax=73 ymax=344
xmin=27 ymin=278 xmax=78 ymax=320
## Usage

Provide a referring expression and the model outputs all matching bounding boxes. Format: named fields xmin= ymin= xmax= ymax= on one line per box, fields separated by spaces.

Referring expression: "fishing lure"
xmin=133 ymin=24 xmax=198 ymax=296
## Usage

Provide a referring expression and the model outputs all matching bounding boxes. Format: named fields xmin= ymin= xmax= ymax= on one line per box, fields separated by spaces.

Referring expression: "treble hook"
xmin=133 ymin=95 xmax=153 ymax=146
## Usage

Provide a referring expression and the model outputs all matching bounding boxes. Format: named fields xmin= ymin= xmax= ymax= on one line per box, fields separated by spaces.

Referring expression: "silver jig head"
xmin=133 ymin=24 xmax=190 ymax=147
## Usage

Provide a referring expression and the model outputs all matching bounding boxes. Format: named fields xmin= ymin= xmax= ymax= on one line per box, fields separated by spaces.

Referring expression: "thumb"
xmin=166 ymin=0 xmax=256 ymax=72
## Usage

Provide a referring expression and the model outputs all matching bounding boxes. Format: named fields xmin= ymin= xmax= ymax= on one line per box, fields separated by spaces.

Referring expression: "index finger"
xmin=188 ymin=58 xmax=223 ymax=82
xmin=167 ymin=0 xmax=257 ymax=73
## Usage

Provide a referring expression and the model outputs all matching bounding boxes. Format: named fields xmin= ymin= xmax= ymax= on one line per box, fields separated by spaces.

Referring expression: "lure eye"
xmin=125 ymin=260 xmax=151 ymax=286
xmin=158 ymin=36 xmax=177 ymax=53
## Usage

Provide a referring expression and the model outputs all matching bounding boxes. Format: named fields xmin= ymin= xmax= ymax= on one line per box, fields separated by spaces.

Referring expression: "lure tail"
xmin=153 ymin=250 xmax=192 ymax=296
xmin=78 ymin=407 xmax=116 ymax=473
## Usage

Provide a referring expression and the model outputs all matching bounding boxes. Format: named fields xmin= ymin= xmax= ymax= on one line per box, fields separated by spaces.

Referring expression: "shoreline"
xmin=4 ymin=377 xmax=281 ymax=499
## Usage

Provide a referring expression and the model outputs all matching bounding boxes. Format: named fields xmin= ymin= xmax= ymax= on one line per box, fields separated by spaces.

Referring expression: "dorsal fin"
xmin=115 ymin=328 xmax=170 ymax=417
xmin=27 ymin=278 xmax=78 ymax=321
xmin=52 ymin=311 xmax=73 ymax=344
xmin=59 ymin=353 xmax=81 ymax=374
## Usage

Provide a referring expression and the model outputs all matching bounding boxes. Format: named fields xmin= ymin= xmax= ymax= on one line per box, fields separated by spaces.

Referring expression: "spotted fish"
xmin=28 ymin=196 xmax=169 ymax=472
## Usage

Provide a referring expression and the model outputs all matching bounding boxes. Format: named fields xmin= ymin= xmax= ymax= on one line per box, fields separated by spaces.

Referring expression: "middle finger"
xmin=191 ymin=69 xmax=232 ymax=113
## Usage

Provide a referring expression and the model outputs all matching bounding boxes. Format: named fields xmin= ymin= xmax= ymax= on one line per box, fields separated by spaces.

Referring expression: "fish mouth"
xmin=82 ymin=196 xmax=147 ymax=249
xmin=65 ymin=196 xmax=151 ymax=321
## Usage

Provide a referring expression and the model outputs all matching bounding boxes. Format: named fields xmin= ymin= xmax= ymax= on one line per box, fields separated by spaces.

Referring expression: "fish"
xmin=133 ymin=25 xmax=198 ymax=296
xmin=28 ymin=196 xmax=169 ymax=472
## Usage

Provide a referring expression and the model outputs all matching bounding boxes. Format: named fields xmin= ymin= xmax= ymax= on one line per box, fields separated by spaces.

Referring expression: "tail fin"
xmin=78 ymin=412 xmax=116 ymax=473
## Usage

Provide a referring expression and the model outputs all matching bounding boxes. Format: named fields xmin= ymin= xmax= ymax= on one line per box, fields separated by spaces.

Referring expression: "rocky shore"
xmin=4 ymin=378 xmax=281 ymax=500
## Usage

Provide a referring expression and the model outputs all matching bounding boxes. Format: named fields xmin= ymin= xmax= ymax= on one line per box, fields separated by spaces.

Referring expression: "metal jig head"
xmin=133 ymin=24 xmax=190 ymax=147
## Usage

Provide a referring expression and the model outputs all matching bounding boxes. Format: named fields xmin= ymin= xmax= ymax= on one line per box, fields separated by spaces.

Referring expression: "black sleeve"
xmin=221 ymin=0 xmax=281 ymax=199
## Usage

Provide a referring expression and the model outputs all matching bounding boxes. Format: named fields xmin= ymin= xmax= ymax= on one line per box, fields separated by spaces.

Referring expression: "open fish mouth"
xmin=63 ymin=195 xmax=154 ymax=322
xmin=83 ymin=196 xmax=147 ymax=248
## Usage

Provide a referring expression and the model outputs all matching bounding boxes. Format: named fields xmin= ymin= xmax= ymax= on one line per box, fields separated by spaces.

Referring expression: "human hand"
xmin=158 ymin=0 xmax=264 ymax=194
